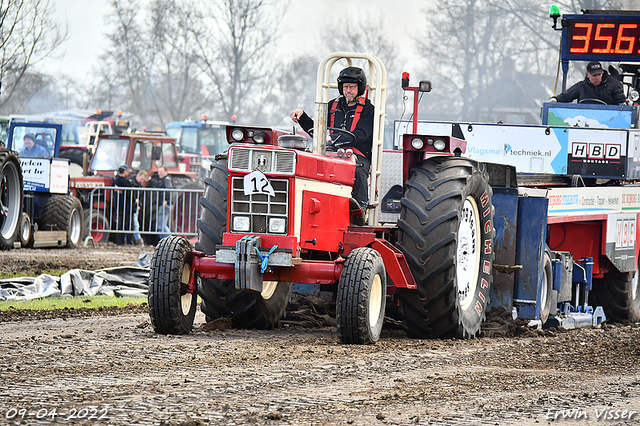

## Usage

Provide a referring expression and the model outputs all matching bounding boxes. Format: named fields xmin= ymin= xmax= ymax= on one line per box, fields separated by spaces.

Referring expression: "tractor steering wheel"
xmin=326 ymin=127 xmax=356 ymax=150
xmin=579 ymin=98 xmax=608 ymax=105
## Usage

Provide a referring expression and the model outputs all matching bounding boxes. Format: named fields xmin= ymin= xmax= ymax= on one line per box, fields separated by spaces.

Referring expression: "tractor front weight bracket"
xmin=235 ymin=235 xmax=264 ymax=293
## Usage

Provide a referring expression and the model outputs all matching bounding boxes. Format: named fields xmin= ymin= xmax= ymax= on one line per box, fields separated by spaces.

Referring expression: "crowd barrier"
xmin=84 ymin=186 xmax=204 ymax=245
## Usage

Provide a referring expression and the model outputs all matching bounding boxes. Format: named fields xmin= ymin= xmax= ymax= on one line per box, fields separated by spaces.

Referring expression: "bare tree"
xmin=95 ymin=0 xmax=149 ymax=121
xmin=320 ymin=15 xmax=403 ymax=136
xmin=193 ymin=0 xmax=286 ymax=124
xmin=92 ymin=0 xmax=210 ymax=128
xmin=0 ymin=0 xmax=65 ymax=111
xmin=144 ymin=0 xmax=211 ymax=125
xmin=276 ymin=55 xmax=317 ymax=121
xmin=414 ymin=0 xmax=623 ymax=123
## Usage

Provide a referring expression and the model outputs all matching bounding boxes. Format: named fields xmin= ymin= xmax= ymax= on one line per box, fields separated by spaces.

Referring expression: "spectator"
xmin=114 ymin=165 xmax=134 ymax=245
xmin=131 ymin=170 xmax=149 ymax=245
xmin=149 ymin=166 xmax=172 ymax=240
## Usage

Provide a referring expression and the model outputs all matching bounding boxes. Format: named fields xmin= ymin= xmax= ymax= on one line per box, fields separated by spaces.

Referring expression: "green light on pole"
xmin=550 ymin=5 xmax=561 ymax=29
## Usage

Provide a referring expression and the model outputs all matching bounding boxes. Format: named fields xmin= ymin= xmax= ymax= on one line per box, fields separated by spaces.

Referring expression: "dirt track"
xmin=0 ymin=246 xmax=639 ymax=425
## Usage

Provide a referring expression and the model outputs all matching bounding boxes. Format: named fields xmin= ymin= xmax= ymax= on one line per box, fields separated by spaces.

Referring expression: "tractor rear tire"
xmin=395 ymin=157 xmax=495 ymax=339
xmin=591 ymin=271 xmax=640 ymax=323
xmin=196 ymin=158 xmax=228 ymax=253
xmin=337 ymin=247 xmax=387 ymax=344
xmin=148 ymin=236 xmax=197 ymax=334
xmin=0 ymin=150 xmax=22 ymax=250
xmin=42 ymin=195 xmax=84 ymax=248
xmin=200 ymin=279 xmax=292 ymax=329
xmin=196 ymin=157 xmax=291 ymax=329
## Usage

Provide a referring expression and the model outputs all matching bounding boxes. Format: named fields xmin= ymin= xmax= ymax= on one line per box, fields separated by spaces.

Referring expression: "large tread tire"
xmin=337 ymin=247 xmax=387 ymax=344
xmin=83 ymin=210 xmax=110 ymax=244
xmin=42 ymin=195 xmax=84 ymax=248
xmin=195 ymin=157 xmax=291 ymax=329
xmin=591 ymin=271 xmax=640 ymax=323
xmin=395 ymin=157 xmax=495 ymax=339
xmin=0 ymin=150 xmax=22 ymax=250
xmin=148 ymin=236 xmax=197 ymax=334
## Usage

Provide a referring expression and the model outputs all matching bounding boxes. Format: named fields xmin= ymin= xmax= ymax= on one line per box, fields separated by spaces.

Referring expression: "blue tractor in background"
xmin=165 ymin=118 xmax=229 ymax=178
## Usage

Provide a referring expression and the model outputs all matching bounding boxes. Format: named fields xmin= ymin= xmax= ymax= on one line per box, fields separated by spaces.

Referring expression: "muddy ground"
xmin=0 ymin=246 xmax=639 ymax=426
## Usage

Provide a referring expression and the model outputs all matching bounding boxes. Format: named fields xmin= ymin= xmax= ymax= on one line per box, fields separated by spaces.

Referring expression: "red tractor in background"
xmin=70 ymin=131 xmax=201 ymax=246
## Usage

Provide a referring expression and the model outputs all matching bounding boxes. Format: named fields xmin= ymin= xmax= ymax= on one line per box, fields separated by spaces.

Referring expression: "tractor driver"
xmin=290 ymin=66 xmax=374 ymax=211
xmin=19 ymin=133 xmax=49 ymax=157
xmin=550 ymin=61 xmax=625 ymax=105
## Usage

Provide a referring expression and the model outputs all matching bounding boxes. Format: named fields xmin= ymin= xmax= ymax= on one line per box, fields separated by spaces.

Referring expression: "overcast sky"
xmin=42 ymin=0 xmax=429 ymax=83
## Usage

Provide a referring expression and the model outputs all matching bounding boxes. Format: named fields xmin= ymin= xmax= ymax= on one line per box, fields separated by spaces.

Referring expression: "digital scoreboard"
xmin=562 ymin=14 xmax=640 ymax=62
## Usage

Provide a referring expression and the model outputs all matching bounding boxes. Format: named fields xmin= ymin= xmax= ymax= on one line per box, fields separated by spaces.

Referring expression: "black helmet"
xmin=337 ymin=67 xmax=366 ymax=97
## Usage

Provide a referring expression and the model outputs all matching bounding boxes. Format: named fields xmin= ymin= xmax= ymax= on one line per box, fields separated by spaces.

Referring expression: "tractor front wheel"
xmin=148 ymin=236 xmax=197 ymax=334
xmin=336 ymin=247 xmax=387 ymax=344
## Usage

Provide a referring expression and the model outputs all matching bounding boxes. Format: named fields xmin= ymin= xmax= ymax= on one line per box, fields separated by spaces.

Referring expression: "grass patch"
xmin=0 ymin=269 xmax=70 ymax=280
xmin=0 ymin=295 xmax=147 ymax=311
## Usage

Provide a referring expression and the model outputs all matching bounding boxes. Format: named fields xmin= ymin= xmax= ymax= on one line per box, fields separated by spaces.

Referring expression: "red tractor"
xmin=147 ymin=53 xmax=495 ymax=343
xmin=69 ymin=131 xmax=201 ymax=245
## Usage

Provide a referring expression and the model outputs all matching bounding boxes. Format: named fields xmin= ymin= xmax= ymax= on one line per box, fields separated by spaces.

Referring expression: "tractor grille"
xmin=230 ymin=177 xmax=289 ymax=234
xmin=228 ymin=147 xmax=296 ymax=175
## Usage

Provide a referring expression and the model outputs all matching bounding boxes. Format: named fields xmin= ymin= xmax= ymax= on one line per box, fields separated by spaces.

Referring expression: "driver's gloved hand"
xmin=549 ymin=96 xmax=558 ymax=103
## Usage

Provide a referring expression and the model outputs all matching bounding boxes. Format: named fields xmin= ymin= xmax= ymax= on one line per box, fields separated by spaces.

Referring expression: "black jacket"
xmin=297 ymin=96 xmax=374 ymax=161
xmin=555 ymin=72 xmax=625 ymax=105
xmin=114 ymin=175 xmax=133 ymax=213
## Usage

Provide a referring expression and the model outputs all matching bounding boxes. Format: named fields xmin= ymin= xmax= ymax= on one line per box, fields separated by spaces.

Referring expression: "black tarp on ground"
xmin=0 ymin=253 xmax=152 ymax=301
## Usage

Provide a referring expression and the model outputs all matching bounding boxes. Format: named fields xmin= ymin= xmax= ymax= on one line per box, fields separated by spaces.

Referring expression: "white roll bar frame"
xmin=312 ymin=52 xmax=387 ymax=226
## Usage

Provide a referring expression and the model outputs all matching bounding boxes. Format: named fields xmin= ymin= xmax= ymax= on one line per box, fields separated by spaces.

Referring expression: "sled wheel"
xmin=336 ymin=247 xmax=387 ymax=344
xmin=195 ymin=157 xmax=291 ymax=328
xmin=19 ymin=212 xmax=33 ymax=248
xmin=592 ymin=267 xmax=640 ymax=323
xmin=0 ymin=151 xmax=22 ymax=250
xmin=42 ymin=195 xmax=84 ymax=248
xmin=148 ymin=236 xmax=197 ymax=334
xmin=539 ymin=249 xmax=554 ymax=324
xmin=395 ymin=157 xmax=495 ymax=339
xmin=83 ymin=210 xmax=110 ymax=244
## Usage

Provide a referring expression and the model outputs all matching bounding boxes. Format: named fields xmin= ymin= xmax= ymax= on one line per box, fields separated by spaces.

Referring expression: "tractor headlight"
xmin=630 ymin=89 xmax=640 ymax=102
xmin=233 ymin=215 xmax=250 ymax=232
xmin=411 ymin=137 xmax=424 ymax=150
xmin=231 ymin=128 xmax=245 ymax=142
xmin=252 ymin=131 xmax=266 ymax=144
xmin=433 ymin=138 xmax=447 ymax=151
xmin=268 ymin=217 xmax=286 ymax=233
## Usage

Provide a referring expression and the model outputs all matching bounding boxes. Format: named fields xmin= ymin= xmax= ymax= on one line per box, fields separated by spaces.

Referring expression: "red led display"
xmin=564 ymin=16 xmax=640 ymax=61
